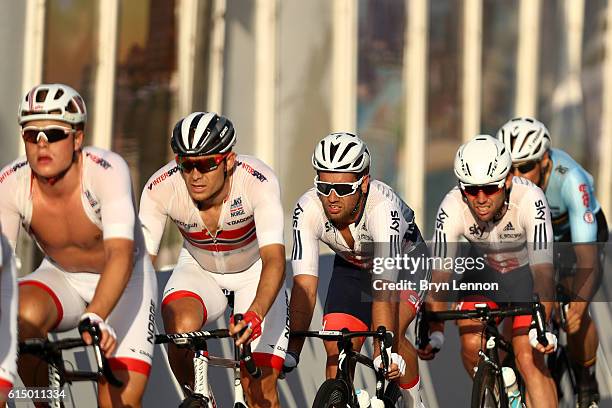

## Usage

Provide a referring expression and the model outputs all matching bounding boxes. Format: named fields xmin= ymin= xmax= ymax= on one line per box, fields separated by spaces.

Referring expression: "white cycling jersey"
xmin=139 ymin=155 xmax=284 ymax=273
xmin=0 ymin=225 xmax=18 ymax=388
xmin=291 ymin=179 xmax=425 ymax=277
xmin=432 ymin=176 xmax=553 ymax=273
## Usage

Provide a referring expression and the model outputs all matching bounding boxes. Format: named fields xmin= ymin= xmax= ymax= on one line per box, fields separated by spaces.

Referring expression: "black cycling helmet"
xmin=171 ymin=112 xmax=236 ymax=156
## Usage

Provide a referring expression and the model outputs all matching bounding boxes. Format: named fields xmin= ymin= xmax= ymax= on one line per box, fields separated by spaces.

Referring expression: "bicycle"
xmin=155 ymin=313 xmax=261 ymax=408
xmin=416 ymin=296 xmax=549 ymax=408
xmin=17 ymin=319 xmax=124 ymax=408
xmin=291 ymin=326 xmax=402 ymax=408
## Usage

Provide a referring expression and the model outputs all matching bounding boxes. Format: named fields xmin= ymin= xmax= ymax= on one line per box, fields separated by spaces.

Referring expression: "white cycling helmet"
xmin=18 ymin=83 xmax=87 ymax=125
xmin=454 ymin=135 xmax=512 ymax=186
xmin=312 ymin=132 xmax=371 ymax=173
xmin=171 ymin=111 xmax=236 ymax=156
xmin=496 ymin=117 xmax=551 ymax=163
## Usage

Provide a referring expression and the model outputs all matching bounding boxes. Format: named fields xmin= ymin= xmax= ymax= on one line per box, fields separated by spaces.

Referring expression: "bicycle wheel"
xmin=312 ymin=379 xmax=351 ymax=408
xmin=471 ymin=360 xmax=508 ymax=408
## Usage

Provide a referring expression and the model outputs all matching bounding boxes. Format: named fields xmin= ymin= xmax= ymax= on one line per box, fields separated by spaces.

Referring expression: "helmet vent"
xmin=338 ymin=141 xmax=357 ymax=162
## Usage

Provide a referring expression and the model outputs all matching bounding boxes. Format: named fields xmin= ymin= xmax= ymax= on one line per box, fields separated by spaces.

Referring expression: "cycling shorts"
xmin=323 ymin=256 xmax=421 ymax=332
xmin=19 ymin=256 xmax=158 ymax=376
xmin=161 ymin=248 xmax=289 ymax=371
xmin=456 ymin=264 xmax=534 ymax=330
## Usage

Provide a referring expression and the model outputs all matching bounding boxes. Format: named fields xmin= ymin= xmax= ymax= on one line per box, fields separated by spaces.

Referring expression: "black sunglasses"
xmin=177 ymin=153 xmax=229 ymax=174
xmin=462 ymin=184 xmax=502 ymax=197
xmin=511 ymin=161 xmax=538 ymax=174
xmin=21 ymin=126 xmax=75 ymax=144
xmin=314 ymin=176 xmax=364 ymax=197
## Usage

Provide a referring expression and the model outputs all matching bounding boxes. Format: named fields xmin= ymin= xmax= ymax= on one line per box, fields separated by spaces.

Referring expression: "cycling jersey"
xmin=0 ymin=229 xmax=18 ymax=390
xmin=0 ymin=147 xmax=140 ymax=250
xmin=0 ymin=147 xmax=157 ymax=375
xmin=291 ymin=180 xmax=426 ymax=276
xmin=139 ymin=155 xmax=284 ymax=273
xmin=544 ymin=148 xmax=601 ymax=242
xmin=432 ymin=176 xmax=553 ymax=273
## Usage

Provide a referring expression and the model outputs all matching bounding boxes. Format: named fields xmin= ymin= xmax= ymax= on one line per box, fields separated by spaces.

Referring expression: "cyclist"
xmin=0 ymin=223 xmax=18 ymax=404
xmin=418 ymin=135 xmax=558 ymax=407
xmin=0 ymin=83 xmax=158 ymax=408
xmin=498 ymin=117 xmax=607 ymax=407
xmin=139 ymin=112 xmax=288 ymax=407
xmin=285 ymin=132 xmax=429 ymax=406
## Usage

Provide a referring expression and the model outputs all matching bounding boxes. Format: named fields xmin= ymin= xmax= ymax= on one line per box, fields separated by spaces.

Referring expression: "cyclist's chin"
xmin=324 ymin=208 xmax=349 ymax=223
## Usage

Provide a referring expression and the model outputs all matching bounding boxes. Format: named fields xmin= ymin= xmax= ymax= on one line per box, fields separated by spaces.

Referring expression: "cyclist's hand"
xmin=282 ymin=351 xmax=300 ymax=374
xmin=230 ymin=311 xmax=263 ymax=346
xmin=528 ymin=328 xmax=557 ymax=354
xmin=373 ymin=353 xmax=406 ymax=380
xmin=416 ymin=331 xmax=444 ymax=360
xmin=564 ymin=302 xmax=587 ymax=334
xmin=79 ymin=312 xmax=117 ymax=357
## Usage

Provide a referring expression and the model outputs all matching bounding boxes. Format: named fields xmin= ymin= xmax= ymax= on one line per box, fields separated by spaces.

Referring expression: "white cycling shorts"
xmin=161 ymin=248 xmax=289 ymax=370
xmin=19 ymin=256 xmax=158 ymax=376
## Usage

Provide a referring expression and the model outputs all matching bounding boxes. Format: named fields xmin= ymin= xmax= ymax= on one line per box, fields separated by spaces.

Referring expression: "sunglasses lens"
xmin=513 ymin=161 xmax=537 ymax=173
xmin=333 ymin=184 xmax=356 ymax=197
xmin=22 ymin=128 xmax=71 ymax=143
xmin=315 ymin=182 xmax=334 ymax=196
xmin=180 ymin=157 xmax=219 ymax=173
xmin=463 ymin=185 xmax=501 ymax=196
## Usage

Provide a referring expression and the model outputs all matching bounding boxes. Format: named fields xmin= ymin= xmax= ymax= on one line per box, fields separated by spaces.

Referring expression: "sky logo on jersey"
xmin=469 ymin=223 xmax=485 ymax=238
xmin=436 ymin=208 xmax=449 ymax=230
xmin=292 ymin=203 xmax=304 ymax=228
xmin=85 ymin=152 xmax=112 ymax=169
xmin=579 ymin=184 xmax=590 ymax=208
xmin=0 ymin=160 xmax=27 ymax=184
xmin=534 ymin=200 xmax=546 ymax=220
xmin=230 ymin=197 xmax=245 ymax=217
xmin=236 ymin=160 xmax=268 ymax=182
xmin=390 ymin=210 xmax=400 ymax=232
xmin=147 ymin=166 xmax=180 ymax=190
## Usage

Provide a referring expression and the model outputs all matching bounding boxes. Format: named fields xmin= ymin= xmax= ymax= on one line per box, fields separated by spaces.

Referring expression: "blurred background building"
xmin=1 ymin=0 xmax=612 ymax=406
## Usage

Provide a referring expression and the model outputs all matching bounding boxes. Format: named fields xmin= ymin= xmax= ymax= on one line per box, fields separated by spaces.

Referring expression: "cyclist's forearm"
xmin=530 ymin=263 xmax=555 ymax=304
xmin=288 ymin=275 xmax=318 ymax=353
xmin=249 ymin=253 xmax=285 ymax=318
xmin=87 ymin=239 xmax=134 ymax=319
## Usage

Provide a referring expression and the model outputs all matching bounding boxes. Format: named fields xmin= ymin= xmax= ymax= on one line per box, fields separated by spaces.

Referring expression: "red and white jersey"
xmin=291 ymin=180 xmax=425 ymax=276
xmin=139 ymin=155 xmax=284 ymax=273
xmin=0 ymin=147 xmax=144 ymax=255
xmin=432 ymin=177 xmax=553 ymax=273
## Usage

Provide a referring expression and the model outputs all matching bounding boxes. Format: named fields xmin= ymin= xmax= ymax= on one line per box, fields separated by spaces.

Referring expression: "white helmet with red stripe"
xmin=18 ymin=83 xmax=87 ymax=125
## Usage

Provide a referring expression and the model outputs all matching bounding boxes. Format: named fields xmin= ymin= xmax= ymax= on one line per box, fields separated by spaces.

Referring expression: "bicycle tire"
xmin=471 ymin=360 xmax=508 ymax=408
xmin=312 ymin=379 xmax=351 ymax=408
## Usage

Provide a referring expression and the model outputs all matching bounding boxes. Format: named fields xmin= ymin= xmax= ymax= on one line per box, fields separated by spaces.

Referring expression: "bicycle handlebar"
xmin=19 ymin=320 xmax=124 ymax=388
xmin=234 ymin=313 xmax=261 ymax=379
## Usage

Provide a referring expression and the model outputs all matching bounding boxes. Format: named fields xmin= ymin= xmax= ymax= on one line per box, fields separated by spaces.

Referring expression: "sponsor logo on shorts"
xmin=147 ymin=299 xmax=157 ymax=344
xmin=584 ymin=210 xmax=594 ymax=224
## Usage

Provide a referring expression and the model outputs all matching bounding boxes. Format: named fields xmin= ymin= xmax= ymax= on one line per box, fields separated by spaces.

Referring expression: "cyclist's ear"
xmin=360 ymin=174 xmax=370 ymax=193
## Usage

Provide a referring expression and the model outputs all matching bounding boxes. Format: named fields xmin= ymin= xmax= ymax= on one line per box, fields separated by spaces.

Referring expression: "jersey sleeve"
xmin=0 ymin=162 xmax=25 ymax=250
xmin=560 ymin=169 xmax=599 ymax=243
xmin=290 ymin=194 xmax=323 ymax=277
xmin=87 ymin=150 xmax=136 ymax=241
xmin=245 ymin=166 xmax=285 ymax=248
xmin=139 ymin=173 xmax=171 ymax=256
xmin=519 ymin=186 xmax=554 ymax=265
xmin=431 ymin=191 xmax=463 ymax=263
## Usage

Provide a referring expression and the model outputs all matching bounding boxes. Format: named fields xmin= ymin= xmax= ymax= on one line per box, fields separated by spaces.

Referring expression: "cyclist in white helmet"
xmin=498 ymin=117 xmax=607 ymax=407
xmin=0 ymin=222 xmax=18 ymax=405
xmin=285 ymin=132 xmax=429 ymax=407
xmin=419 ymin=135 xmax=558 ymax=407
xmin=0 ymin=84 xmax=157 ymax=407
xmin=139 ymin=112 xmax=288 ymax=407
